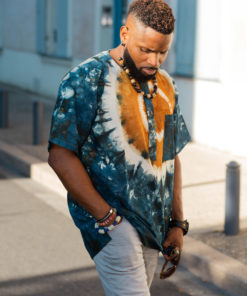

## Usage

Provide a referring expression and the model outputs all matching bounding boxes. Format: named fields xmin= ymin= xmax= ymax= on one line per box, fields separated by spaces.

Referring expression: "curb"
xmin=1 ymin=140 xmax=247 ymax=296
xmin=181 ymin=236 xmax=247 ymax=296
xmin=0 ymin=140 xmax=40 ymax=177
xmin=0 ymin=140 xmax=66 ymax=197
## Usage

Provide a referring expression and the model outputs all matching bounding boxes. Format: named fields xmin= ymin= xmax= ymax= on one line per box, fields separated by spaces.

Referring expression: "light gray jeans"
xmin=94 ymin=217 xmax=160 ymax=295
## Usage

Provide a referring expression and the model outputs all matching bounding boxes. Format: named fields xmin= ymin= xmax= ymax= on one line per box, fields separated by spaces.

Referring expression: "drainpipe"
xmin=113 ymin=0 xmax=123 ymax=47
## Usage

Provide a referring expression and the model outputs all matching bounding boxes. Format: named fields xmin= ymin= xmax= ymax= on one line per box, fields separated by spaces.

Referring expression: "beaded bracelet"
xmin=95 ymin=215 xmax=122 ymax=234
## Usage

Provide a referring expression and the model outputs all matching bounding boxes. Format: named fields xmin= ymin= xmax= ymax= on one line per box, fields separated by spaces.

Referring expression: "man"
xmin=48 ymin=0 xmax=191 ymax=294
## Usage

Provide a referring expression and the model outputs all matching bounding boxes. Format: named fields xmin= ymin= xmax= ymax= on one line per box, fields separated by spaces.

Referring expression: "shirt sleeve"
xmin=173 ymin=81 xmax=191 ymax=156
xmin=48 ymin=64 xmax=102 ymax=155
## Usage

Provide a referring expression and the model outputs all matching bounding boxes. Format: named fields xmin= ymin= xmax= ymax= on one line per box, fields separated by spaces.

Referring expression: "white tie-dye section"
xmin=57 ymin=113 xmax=65 ymax=119
xmin=63 ymin=73 xmax=70 ymax=81
xmin=98 ymin=62 xmax=125 ymax=151
xmin=129 ymin=189 xmax=135 ymax=200
xmin=124 ymin=140 xmax=156 ymax=175
xmin=153 ymin=161 xmax=167 ymax=182
xmin=165 ymin=188 xmax=170 ymax=200
xmin=147 ymin=81 xmax=154 ymax=90
xmin=166 ymin=159 xmax=174 ymax=174
xmin=152 ymin=159 xmax=174 ymax=183
xmin=61 ymin=86 xmax=75 ymax=99
xmin=156 ymin=129 xmax=164 ymax=142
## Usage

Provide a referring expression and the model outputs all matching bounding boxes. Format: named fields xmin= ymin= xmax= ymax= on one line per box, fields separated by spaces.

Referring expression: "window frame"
xmin=36 ymin=0 xmax=71 ymax=59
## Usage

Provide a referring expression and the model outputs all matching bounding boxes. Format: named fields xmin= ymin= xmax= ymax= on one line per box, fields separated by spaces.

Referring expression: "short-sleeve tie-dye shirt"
xmin=48 ymin=50 xmax=191 ymax=259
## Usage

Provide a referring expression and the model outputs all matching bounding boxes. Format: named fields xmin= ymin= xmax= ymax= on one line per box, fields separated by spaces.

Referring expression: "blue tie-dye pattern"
xmin=144 ymin=98 xmax=157 ymax=162
xmin=140 ymin=82 xmax=157 ymax=162
xmin=162 ymin=81 xmax=191 ymax=161
xmin=48 ymin=51 xmax=191 ymax=259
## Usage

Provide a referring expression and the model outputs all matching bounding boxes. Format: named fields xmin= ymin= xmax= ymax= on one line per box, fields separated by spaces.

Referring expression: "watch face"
xmin=183 ymin=222 xmax=189 ymax=234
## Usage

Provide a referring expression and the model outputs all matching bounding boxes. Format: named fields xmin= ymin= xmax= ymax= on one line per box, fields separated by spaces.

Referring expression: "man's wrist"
xmin=171 ymin=226 xmax=184 ymax=235
xmin=93 ymin=207 xmax=110 ymax=220
xmin=169 ymin=219 xmax=189 ymax=236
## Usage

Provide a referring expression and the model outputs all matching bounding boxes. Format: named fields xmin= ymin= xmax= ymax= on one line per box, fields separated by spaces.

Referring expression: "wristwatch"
xmin=169 ymin=219 xmax=189 ymax=236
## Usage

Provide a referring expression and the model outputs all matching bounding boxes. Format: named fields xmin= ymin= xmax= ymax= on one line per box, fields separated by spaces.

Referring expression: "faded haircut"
xmin=128 ymin=0 xmax=175 ymax=34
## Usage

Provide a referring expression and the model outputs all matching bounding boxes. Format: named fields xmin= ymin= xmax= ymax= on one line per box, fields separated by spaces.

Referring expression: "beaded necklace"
xmin=118 ymin=57 xmax=158 ymax=100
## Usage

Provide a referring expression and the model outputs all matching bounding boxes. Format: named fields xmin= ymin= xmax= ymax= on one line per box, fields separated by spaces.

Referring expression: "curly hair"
xmin=128 ymin=0 xmax=175 ymax=34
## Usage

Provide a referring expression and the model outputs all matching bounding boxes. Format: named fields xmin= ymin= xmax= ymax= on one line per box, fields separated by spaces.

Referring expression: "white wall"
xmin=178 ymin=0 xmax=247 ymax=157
xmin=194 ymin=0 xmax=221 ymax=80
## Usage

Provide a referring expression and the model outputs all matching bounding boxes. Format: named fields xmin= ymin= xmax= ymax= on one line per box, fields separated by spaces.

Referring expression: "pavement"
xmin=1 ymin=83 xmax=247 ymax=296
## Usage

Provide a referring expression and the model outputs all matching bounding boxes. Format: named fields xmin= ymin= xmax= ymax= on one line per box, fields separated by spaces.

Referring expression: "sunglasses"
xmin=160 ymin=246 xmax=181 ymax=279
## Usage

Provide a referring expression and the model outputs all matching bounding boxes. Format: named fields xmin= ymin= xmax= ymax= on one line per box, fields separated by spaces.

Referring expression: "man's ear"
xmin=120 ymin=25 xmax=128 ymax=45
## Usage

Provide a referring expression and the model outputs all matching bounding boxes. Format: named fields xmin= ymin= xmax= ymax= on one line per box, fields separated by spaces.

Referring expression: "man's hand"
xmin=163 ymin=227 xmax=183 ymax=260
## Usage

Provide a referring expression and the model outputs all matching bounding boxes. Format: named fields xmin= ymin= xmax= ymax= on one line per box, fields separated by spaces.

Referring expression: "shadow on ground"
xmin=0 ymin=266 xmax=104 ymax=296
xmin=0 ymin=265 xmax=192 ymax=296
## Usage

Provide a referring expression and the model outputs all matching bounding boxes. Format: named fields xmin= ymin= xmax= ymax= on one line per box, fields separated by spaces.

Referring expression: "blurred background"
xmin=0 ymin=0 xmax=247 ymax=156
xmin=1 ymin=1 xmax=247 ymax=295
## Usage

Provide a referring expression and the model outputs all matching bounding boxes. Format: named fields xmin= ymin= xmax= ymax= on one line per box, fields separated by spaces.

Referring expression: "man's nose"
xmin=147 ymin=53 xmax=159 ymax=68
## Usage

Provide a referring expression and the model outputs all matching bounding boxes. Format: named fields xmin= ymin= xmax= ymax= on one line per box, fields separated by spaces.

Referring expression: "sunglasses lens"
xmin=160 ymin=249 xmax=181 ymax=279
xmin=170 ymin=248 xmax=181 ymax=265
xmin=160 ymin=265 xmax=176 ymax=279
xmin=171 ymin=255 xmax=180 ymax=265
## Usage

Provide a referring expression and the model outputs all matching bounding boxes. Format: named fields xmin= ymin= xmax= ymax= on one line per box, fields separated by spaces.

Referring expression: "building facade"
xmin=0 ymin=0 xmax=247 ymax=156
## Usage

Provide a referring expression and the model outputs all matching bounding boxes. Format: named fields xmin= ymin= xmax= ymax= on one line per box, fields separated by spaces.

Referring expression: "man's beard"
xmin=123 ymin=47 xmax=158 ymax=83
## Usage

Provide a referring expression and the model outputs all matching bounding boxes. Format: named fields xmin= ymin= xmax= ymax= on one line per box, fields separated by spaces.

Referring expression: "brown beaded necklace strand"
xmin=118 ymin=57 xmax=158 ymax=100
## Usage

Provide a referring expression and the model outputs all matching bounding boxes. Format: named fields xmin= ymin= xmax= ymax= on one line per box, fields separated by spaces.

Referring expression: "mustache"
xmin=140 ymin=66 xmax=158 ymax=71
xmin=123 ymin=47 xmax=158 ymax=82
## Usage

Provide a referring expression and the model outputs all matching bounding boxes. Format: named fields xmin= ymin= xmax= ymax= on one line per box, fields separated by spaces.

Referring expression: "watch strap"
xmin=169 ymin=219 xmax=189 ymax=236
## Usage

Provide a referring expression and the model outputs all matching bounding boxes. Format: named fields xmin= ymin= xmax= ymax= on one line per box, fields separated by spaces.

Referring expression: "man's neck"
xmin=109 ymin=46 xmax=124 ymax=67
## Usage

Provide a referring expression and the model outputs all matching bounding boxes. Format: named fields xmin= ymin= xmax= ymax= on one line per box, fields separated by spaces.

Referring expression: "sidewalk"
xmin=1 ymin=84 xmax=247 ymax=295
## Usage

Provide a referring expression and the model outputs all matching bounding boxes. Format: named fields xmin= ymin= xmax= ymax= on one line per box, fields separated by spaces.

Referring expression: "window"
xmin=94 ymin=0 xmax=113 ymax=53
xmin=164 ymin=0 xmax=197 ymax=77
xmin=175 ymin=0 xmax=197 ymax=77
xmin=166 ymin=0 xmax=220 ymax=80
xmin=113 ymin=0 xmax=128 ymax=47
xmin=36 ymin=0 xmax=70 ymax=58
xmin=45 ymin=0 xmax=57 ymax=55
xmin=94 ymin=0 xmax=130 ymax=54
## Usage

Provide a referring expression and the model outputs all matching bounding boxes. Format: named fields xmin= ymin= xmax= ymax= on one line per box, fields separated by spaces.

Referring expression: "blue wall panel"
xmin=56 ymin=0 xmax=69 ymax=58
xmin=175 ymin=0 xmax=197 ymax=77
xmin=113 ymin=0 xmax=123 ymax=47
xmin=36 ymin=0 xmax=46 ymax=54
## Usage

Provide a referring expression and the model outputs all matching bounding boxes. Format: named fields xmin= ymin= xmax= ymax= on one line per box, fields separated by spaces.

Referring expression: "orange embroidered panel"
xmin=116 ymin=70 xmax=175 ymax=168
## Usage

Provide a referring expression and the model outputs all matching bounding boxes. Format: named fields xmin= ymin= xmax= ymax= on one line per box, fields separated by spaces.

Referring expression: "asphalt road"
xmin=0 ymin=164 xmax=229 ymax=296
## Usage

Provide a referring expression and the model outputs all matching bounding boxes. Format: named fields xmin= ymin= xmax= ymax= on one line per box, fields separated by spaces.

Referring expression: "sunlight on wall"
xmin=191 ymin=0 xmax=247 ymax=156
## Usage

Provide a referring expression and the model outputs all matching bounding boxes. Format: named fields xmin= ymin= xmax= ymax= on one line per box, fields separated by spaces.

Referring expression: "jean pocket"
xmin=163 ymin=114 xmax=176 ymax=161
